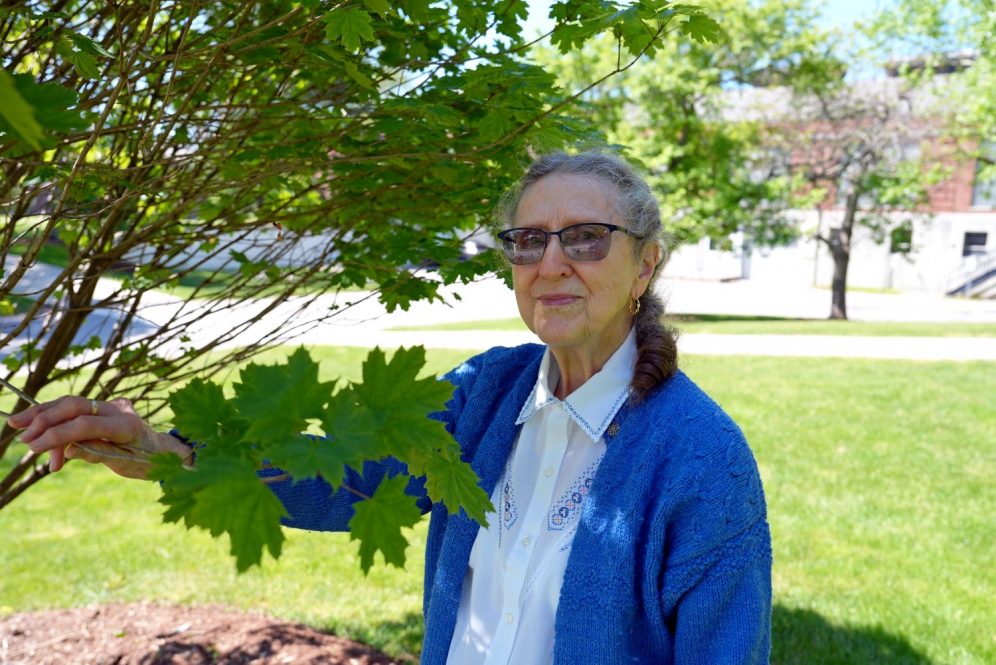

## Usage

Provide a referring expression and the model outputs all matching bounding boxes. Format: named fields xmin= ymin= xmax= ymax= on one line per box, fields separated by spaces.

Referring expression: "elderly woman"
xmin=9 ymin=152 xmax=771 ymax=664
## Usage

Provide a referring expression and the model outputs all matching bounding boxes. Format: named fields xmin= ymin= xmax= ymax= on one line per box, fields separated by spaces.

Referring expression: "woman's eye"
xmin=519 ymin=233 xmax=545 ymax=248
xmin=570 ymin=227 xmax=600 ymax=242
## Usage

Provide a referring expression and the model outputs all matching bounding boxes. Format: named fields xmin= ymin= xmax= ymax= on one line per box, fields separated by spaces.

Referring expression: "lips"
xmin=537 ymin=294 xmax=580 ymax=306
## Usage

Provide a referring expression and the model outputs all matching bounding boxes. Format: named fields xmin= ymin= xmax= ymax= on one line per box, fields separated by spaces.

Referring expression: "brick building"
xmin=667 ymin=60 xmax=996 ymax=297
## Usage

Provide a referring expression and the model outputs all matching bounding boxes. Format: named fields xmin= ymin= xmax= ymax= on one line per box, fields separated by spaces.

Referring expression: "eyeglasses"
xmin=496 ymin=223 xmax=640 ymax=265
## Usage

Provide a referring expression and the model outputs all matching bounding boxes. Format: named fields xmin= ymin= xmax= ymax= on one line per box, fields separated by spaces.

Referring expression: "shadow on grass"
xmin=362 ymin=606 xmax=932 ymax=664
xmin=670 ymin=313 xmax=804 ymax=323
xmin=341 ymin=611 xmax=423 ymax=663
xmin=773 ymin=605 xmax=932 ymax=664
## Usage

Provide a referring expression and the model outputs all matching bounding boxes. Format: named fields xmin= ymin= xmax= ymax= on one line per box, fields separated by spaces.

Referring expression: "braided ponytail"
xmin=631 ymin=290 xmax=679 ymax=401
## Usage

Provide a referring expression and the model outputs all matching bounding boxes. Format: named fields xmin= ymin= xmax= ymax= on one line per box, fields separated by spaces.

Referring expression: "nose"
xmin=536 ymin=234 xmax=573 ymax=279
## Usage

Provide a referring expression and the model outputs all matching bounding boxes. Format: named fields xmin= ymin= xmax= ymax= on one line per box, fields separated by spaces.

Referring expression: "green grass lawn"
xmin=160 ymin=269 xmax=376 ymax=301
xmin=390 ymin=314 xmax=996 ymax=337
xmin=2 ymin=348 xmax=993 ymax=664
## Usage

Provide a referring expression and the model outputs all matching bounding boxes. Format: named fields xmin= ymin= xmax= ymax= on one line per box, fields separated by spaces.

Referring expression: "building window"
xmin=963 ymin=232 xmax=988 ymax=257
xmin=972 ymin=143 xmax=996 ymax=208
xmin=890 ymin=221 xmax=913 ymax=254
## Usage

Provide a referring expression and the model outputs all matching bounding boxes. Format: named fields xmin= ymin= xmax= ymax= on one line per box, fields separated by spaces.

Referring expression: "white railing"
xmin=946 ymin=251 xmax=996 ymax=296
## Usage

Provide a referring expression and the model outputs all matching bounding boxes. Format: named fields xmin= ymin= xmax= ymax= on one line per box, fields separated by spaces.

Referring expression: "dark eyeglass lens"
xmin=504 ymin=229 xmax=546 ymax=264
xmin=561 ymin=225 xmax=611 ymax=261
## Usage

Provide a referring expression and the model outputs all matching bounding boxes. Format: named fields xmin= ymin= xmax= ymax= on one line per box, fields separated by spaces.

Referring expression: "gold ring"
xmin=90 ymin=399 xmax=99 ymax=416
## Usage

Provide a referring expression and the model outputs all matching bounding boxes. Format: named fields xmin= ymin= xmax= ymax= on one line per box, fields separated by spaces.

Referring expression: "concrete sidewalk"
xmin=276 ymin=276 xmax=996 ymax=360
xmin=296 ymin=328 xmax=996 ymax=361
xmin=3 ymin=263 xmax=995 ymax=362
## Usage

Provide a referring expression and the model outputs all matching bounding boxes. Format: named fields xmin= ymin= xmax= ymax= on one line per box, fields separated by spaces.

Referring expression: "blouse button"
xmin=521 ymin=536 xmax=532 ymax=548
xmin=505 ymin=613 xmax=514 ymax=624
xmin=543 ymin=466 xmax=554 ymax=477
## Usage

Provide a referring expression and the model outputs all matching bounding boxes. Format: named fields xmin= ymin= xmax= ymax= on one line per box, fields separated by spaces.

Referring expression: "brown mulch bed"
xmin=0 ymin=602 xmax=402 ymax=664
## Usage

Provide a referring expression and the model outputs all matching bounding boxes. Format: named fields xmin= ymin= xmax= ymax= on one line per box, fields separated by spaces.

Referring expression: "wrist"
xmin=160 ymin=431 xmax=195 ymax=466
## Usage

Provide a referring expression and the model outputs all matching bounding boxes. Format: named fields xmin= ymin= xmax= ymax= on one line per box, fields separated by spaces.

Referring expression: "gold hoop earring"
xmin=629 ymin=297 xmax=641 ymax=315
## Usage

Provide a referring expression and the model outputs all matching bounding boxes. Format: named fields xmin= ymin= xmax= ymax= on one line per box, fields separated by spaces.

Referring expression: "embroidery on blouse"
xmin=562 ymin=388 xmax=630 ymax=441
xmin=498 ymin=457 xmax=518 ymax=548
xmin=559 ymin=528 xmax=578 ymax=552
xmin=547 ymin=453 xmax=603 ymax=532
xmin=514 ymin=380 xmax=558 ymax=425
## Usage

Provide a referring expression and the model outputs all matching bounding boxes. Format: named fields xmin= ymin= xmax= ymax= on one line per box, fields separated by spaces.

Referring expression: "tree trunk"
xmin=829 ymin=190 xmax=860 ymax=320
xmin=830 ymin=244 xmax=849 ymax=319
xmin=0 ymin=260 xmax=104 ymax=509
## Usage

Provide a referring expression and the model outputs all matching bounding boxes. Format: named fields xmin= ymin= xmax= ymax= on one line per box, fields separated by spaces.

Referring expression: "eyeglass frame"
xmin=496 ymin=222 xmax=642 ymax=265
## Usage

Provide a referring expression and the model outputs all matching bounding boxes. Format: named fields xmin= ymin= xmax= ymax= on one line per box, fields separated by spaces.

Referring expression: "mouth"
xmin=537 ymin=294 xmax=580 ymax=307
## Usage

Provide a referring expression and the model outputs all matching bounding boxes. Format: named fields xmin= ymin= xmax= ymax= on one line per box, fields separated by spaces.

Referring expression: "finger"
xmin=19 ymin=396 xmax=97 ymax=442
xmin=6 ymin=400 xmax=55 ymax=428
xmin=25 ymin=415 xmax=141 ymax=456
xmin=48 ymin=445 xmax=66 ymax=473
xmin=66 ymin=440 xmax=130 ymax=465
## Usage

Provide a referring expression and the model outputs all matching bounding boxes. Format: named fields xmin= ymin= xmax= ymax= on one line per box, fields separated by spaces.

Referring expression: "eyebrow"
xmin=512 ymin=218 xmax=611 ymax=229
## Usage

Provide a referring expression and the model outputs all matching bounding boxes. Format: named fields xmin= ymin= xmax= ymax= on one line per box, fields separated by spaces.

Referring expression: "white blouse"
xmin=446 ymin=330 xmax=637 ymax=665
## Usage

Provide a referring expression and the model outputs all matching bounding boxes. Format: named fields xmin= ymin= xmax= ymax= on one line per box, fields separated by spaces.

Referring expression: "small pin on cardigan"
xmin=606 ymin=423 xmax=620 ymax=437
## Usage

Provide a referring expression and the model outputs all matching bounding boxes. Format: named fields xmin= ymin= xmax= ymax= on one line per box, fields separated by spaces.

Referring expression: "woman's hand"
xmin=6 ymin=396 xmax=193 ymax=479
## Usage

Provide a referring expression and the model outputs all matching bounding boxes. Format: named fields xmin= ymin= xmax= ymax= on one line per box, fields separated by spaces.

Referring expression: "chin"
xmin=533 ymin=322 xmax=586 ymax=349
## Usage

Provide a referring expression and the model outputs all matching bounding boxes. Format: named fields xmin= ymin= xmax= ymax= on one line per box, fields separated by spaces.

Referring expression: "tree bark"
xmin=829 ymin=189 xmax=860 ymax=320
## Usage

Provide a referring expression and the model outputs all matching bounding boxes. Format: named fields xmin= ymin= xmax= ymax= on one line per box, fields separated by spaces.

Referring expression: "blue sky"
xmin=523 ymin=0 xmax=896 ymax=37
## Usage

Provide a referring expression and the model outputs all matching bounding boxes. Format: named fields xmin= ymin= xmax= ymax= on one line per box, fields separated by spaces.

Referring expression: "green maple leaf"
xmin=54 ymin=37 xmax=100 ymax=78
xmin=0 ymin=70 xmax=43 ymax=149
xmin=346 ymin=346 xmax=490 ymax=526
xmin=14 ymin=77 xmax=86 ymax=133
xmin=352 ymin=346 xmax=453 ymax=416
xmin=343 ymin=62 xmax=375 ymax=90
xmin=348 ymin=473 xmax=423 ymax=574
xmin=421 ymin=450 xmax=493 ymax=526
xmin=314 ymin=387 xmax=390 ymax=485
xmin=478 ymin=109 xmax=515 ymax=143
xmin=69 ymin=32 xmax=113 ymax=58
xmin=232 ymin=347 xmax=334 ymax=446
xmin=191 ymin=469 xmax=288 ymax=572
xmin=324 ymin=9 xmax=376 ymax=51
xmin=150 ymin=455 xmax=288 ymax=572
xmin=265 ymin=418 xmax=370 ymax=491
xmin=363 ymin=0 xmax=390 ymax=19
xmin=169 ymin=378 xmax=242 ymax=445
xmin=679 ymin=14 xmax=724 ymax=45
xmin=615 ymin=9 xmax=657 ymax=58
xmin=148 ymin=452 xmax=197 ymax=523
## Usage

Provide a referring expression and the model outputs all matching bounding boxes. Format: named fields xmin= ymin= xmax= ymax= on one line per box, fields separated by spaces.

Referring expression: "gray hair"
xmin=494 ymin=150 xmax=678 ymax=399
xmin=493 ymin=151 xmax=663 ymax=258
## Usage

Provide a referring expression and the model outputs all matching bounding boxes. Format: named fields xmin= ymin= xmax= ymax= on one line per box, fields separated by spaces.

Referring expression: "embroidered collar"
xmin=514 ymin=329 xmax=636 ymax=442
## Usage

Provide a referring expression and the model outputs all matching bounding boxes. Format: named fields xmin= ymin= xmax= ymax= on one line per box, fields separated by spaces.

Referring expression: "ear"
xmin=633 ymin=241 xmax=661 ymax=298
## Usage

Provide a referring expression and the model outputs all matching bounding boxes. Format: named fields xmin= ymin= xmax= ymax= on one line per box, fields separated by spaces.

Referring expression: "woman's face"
xmin=511 ymin=173 xmax=657 ymax=359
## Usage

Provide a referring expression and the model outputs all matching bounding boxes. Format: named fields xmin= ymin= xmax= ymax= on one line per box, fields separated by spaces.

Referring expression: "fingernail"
xmin=19 ymin=428 xmax=36 ymax=442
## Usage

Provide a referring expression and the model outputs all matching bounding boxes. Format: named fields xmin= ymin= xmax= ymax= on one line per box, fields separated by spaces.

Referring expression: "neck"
xmin=550 ymin=323 xmax=631 ymax=399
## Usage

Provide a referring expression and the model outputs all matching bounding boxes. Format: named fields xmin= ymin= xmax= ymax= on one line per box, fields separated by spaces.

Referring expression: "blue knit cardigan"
xmin=264 ymin=344 xmax=772 ymax=664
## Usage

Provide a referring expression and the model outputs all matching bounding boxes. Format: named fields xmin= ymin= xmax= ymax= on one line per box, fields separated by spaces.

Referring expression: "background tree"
xmin=0 ymin=0 xmax=720 ymax=570
xmin=533 ymin=0 xmax=836 ymax=251
xmin=772 ymin=77 xmax=945 ymax=319
xmin=863 ymin=0 xmax=995 ymax=201
xmin=538 ymin=0 xmax=974 ymax=319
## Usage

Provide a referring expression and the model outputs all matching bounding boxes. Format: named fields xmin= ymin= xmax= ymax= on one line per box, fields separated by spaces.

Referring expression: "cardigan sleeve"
xmin=666 ymin=518 xmax=772 ymax=663
xmin=263 ymin=454 xmax=431 ymax=531
xmin=658 ymin=419 xmax=772 ymax=663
